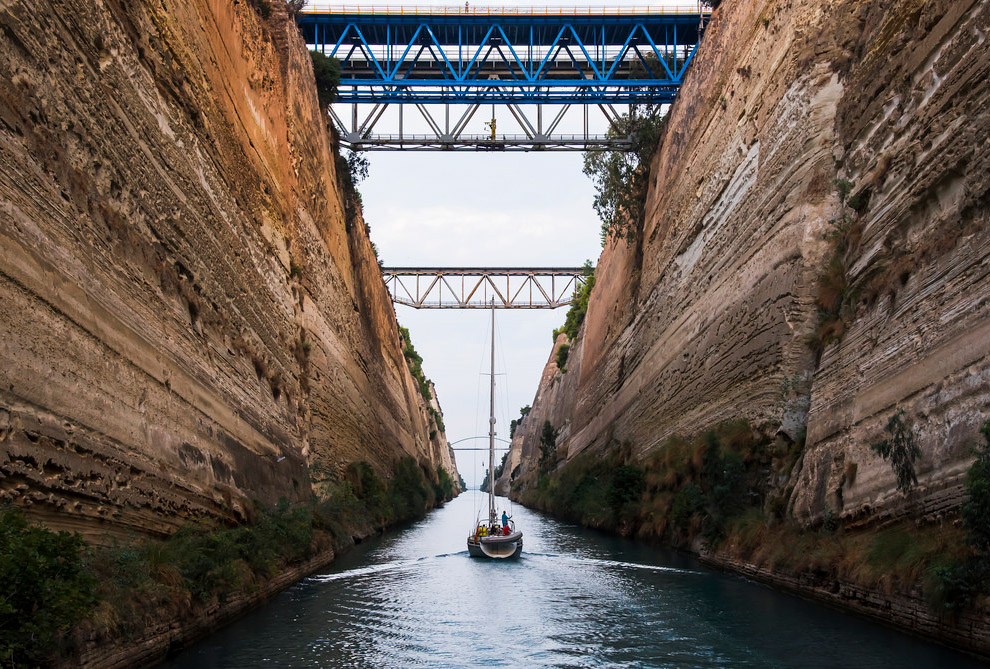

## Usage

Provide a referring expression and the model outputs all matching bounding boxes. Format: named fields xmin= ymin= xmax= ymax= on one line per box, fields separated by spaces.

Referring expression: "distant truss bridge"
xmin=382 ymin=267 xmax=590 ymax=308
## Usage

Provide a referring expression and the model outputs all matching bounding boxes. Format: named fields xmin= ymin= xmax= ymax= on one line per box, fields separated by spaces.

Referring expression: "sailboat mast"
xmin=488 ymin=299 xmax=496 ymax=524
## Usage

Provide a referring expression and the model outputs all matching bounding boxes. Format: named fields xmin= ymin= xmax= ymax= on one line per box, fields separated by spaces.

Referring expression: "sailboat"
xmin=467 ymin=301 xmax=523 ymax=559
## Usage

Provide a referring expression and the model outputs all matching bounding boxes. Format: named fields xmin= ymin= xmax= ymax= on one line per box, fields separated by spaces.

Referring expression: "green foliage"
xmin=539 ymin=420 xmax=559 ymax=476
xmin=552 ymin=261 xmax=596 ymax=343
xmin=347 ymin=461 xmax=392 ymax=525
xmin=0 ymin=450 xmax=456 ymax=663
xmin=963 ymin=421 xmax=990 ymax=554
xmin=671 ymin=482 xmax=705 ymax=529
xmin=346 ymin=151 xmax=370 ymax=186
xmin=310 ymin=50 xmax=340 ymax=108
xmin=870 ymin=409 xmax=920 ymax=493
xmin=429 ymin=407 xmax=445 ymax=434
xmin=555 ymin=343 xmax=570 ymax=372
xmin=388 ymin=457 xmax=435 ymax=522
xmin=435 ymin=466 xmax=456 ymax=502
xmin=521 ymin=419 xmax=765 ymax=543
xmin=0 ymin=507 xmax=97 ymax=665
xmin=509 ymin=405 xmax=530 ymax=439
xmin=248 ymin=0 xmax=272 ymax=19
xmin=398 ymin=325 xmax=434 ymax=404
xmin=933 ymin=421 xmax=990 ymax=611
xmin=607 ymin=465 xmax=645 ymax=516
xmin=285 ymin=0 xmax=307 ymax=16
xmin=582 ymin=106 xmax=665 ymax=244
xmin=164 ymin=499 xmax=314 ymax=600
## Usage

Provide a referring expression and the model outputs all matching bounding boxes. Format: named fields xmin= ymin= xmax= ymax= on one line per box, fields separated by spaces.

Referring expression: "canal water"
xmin=164 ymin=491 xmax=983 ymax=668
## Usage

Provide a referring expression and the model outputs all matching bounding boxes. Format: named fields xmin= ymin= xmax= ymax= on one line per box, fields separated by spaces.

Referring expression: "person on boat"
xmin=502 ymin=511 xmax=510 ymax=530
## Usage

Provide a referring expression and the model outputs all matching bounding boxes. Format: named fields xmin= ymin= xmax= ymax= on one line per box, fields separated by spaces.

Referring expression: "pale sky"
xmin=334 ymin=0 xmax=687 ymax=486
xmin=360 ymin=152 xmax=601 ymax=488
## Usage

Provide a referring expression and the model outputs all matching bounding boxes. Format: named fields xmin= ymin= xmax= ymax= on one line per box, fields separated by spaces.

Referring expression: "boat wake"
xmin=307 ymin=552 xmax=469 ymax=583
xmin=307 ymin=550 xmax=700 ymax=583
xmin=523 ymin=552 xmax=703 ymax=575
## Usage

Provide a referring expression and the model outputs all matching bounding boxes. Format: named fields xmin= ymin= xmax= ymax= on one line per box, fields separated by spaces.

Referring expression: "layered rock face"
xmin=502 ymin=0 xmax=988 ymax=528
xmin=0 ymin=0 xmax=456 ymax=541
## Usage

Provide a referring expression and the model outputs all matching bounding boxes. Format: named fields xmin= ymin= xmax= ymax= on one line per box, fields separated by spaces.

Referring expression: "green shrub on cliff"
xmin=556 ymin=343 xmax=570 ymax=372
xmin=607 ymin=465 xmax=645 ymax=517
xmin=552 ymin=261 xmax=596 ymax=343
xmin=582 ymin=105 xmax=665 ymax=244
xmin=310 ymin=50 xmax=341 ymax=108
xmin=933 ymin=420 xmax=990 ymax=611
xmin=539 ymin=420 xmax=559 ymax=477
xmin=870 ymin=409 xmax=920 ymax=493
xmin=388 ymin=457 xmax=435 ymax=522
xmin=0 ymin=507 xmax=96 ymax=665
xmin=435 ymin=466 xmax=456 ymax=502
xmin=521 ymin=420 xmax=766 ymax=542
xmin=963 ymin=421 xmax=990 ymax=555
xmin=398 ymin=325 xmax=434 ymax=403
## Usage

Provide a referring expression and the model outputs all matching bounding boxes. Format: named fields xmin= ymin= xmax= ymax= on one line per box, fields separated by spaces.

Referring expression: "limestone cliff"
xmin=504 ymin=0 xmax=988 ymax=535
xmin=0 ymin=0 xmax=457 ymax=542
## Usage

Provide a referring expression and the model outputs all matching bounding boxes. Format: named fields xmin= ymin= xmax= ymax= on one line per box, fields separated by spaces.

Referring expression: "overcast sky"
xmin=360 ymin=152 xmax=601 ymax=488
xmin=336 ymin=0 xmax=689 ymax=486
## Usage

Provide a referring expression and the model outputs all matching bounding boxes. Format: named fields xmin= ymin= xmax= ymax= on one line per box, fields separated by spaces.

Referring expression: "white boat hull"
xmin=467 ymin=531 xmax=523 ymax=559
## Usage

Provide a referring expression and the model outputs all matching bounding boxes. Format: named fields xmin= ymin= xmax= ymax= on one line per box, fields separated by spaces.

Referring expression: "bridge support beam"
xmin=331 ymin=101 xmax=636 ymax=151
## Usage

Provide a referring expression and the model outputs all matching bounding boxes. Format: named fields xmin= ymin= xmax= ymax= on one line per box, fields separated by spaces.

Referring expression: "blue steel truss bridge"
xmin=382 ymin=267 xmax=590 ymax=308
xmin=296 ymin=4 xmax=711 ymax=151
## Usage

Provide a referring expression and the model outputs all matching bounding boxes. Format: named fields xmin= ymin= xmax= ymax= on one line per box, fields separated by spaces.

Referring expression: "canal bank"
xmin=68 ymin=549 xmax=337 ymax=668
xmin=162 ymin=491 xmax=983 ymax=668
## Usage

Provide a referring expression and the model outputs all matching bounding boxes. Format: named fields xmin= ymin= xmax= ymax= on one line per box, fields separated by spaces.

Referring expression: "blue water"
xmin=163 ymin=491 xmax=985 ymax=668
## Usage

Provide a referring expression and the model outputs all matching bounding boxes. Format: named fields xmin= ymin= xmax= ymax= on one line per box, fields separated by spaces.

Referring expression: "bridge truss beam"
xmin=382 ymin=267 xmax=589 ymax=308
xmin=298 ymin=6 xmax=709 ymax=104
xmin=331 ymin=100 xmax=635 ymax=151
xmin=297 ymin=5 xmax=710 ymax=150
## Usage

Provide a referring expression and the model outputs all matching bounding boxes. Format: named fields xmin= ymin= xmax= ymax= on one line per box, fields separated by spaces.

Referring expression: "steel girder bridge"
xmin=296 ymin=5 xmax=711 ymax=151
xmin=382 ymin=267 xmax=589 ymax=308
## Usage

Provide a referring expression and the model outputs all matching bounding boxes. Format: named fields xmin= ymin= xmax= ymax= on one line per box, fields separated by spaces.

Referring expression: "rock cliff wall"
xmin=0 ymin=0 xmax=456 ymax=542
xmin=503 ymin=0 xmax=988 ymax=529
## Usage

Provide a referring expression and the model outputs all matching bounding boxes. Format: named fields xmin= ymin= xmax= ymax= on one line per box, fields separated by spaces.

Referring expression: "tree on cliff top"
xmin=310 ymin=51 xmax=340 ymax=109
xmin=582 ymin=101 xmax=665 ymax=244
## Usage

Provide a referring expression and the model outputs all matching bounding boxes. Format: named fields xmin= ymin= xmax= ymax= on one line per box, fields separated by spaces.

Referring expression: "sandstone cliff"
xmin=0 ymin=0 xmax=457 ymax=542
xmin=503 ymin=0 xmax=988 ymax=531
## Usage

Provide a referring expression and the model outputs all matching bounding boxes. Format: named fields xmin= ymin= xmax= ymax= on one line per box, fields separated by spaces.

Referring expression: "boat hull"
xmin=467 ymin=531 xmax=523 ymax=559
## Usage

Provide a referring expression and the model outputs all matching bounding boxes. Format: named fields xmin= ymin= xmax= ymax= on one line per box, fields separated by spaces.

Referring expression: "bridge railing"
xmin=301 ymin=5 xmax=710 ymax=16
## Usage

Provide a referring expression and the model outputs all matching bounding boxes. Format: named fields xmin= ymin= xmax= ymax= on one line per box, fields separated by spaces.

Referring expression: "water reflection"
xmin=163 ymin=491 xmax=984 ymax=668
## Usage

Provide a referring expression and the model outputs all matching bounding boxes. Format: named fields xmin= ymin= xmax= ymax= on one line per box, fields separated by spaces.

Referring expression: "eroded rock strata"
xmin=502 ymin=0 xmax=989 ymax=653
xmin=0 ymin=0 xmax=457 ymax=543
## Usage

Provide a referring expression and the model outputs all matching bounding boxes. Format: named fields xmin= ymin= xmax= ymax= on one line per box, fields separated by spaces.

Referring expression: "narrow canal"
xmin=164 ymin=491 xmax=982 ymax=667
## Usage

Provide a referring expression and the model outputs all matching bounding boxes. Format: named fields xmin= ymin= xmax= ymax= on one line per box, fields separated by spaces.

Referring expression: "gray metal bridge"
xmin=382 ymin=267 xmax=589 ymax=308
